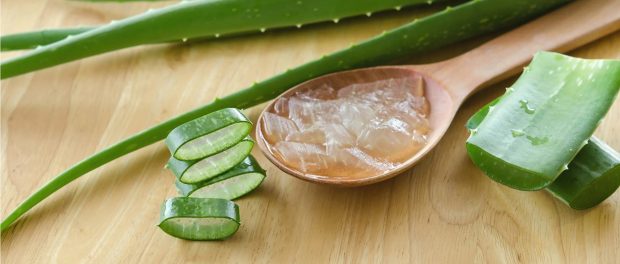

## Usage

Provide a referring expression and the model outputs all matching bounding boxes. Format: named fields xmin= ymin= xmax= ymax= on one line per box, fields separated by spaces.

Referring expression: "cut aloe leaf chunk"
xmin=176 ymin=155 xmax=266 ymax=200
xmin=168 ymin=138 xmax=254 ymax=184
xmin=468 ymin=92 xmax=620 ymax=209
xmin=547 ymin=137 xmax=620 ymax=210
xmin=165 ymin=108 xmax=252 ymax=161
xmin=466 ymin=51 xmax=620 ymax=191
xmin=158 ymin=197 xmax=240 ymax=241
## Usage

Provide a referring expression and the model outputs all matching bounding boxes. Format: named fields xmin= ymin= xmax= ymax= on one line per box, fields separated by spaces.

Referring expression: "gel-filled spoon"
xmin=256 ymin=0 xmax=620 ymax=186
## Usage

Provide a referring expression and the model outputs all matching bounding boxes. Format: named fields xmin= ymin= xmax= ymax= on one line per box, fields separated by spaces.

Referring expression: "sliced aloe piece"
xmin=468 ymin=92 xmax=620 ymax=209
xmin=547 ymin=138 xmax=620 ymax=210
xmin=165 ymin=108 xmax=252 ymax=161
xmin=466 ymin=51 xmax=620 ymax=191
xmin=176 ymin=155 xmax=266 ymax=200
xmin=158 ymin=197 xmax=240 ymax=241
xmin=168 ymin=138 xmax=254 ymax=184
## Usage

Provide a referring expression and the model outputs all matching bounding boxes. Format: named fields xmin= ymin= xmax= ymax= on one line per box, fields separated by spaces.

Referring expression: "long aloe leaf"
xmin=82 ymin=0 xmax=169 ymax=2
xmin=1 ymin=27 xmax=94 ymax=51
xmin=467 ymin=95 xmax=620 ymax=209
xmin=0 ymin=0 xmax=426 ymax=52
xmin=0 ymin=0 xmax=572 ymax=231
xmin=0 ymin=0 xmax=448 ymax=79
xmin=466 ymin=52 xmax=620 ymax=191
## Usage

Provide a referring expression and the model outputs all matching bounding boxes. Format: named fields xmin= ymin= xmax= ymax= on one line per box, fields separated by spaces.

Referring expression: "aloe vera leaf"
xmin=168 ymin=138 xmax=254 ymax=184
xmin=0 ymin=0 xmax=448 ymax=79
xmin=158 ymin=197 xmax=240 ymax=240
xmin=0 ymin=0 xmax=572 ymax=232
xmin=0 ymin=27 xmax=211 ymax=52
xmin=466 ymin=51 xmax=620 ymax=191
xmin=547 ymin=138 xmax=620 ymax=210
xmin=165 ymin=108 xmax=251 ymax=161
xmin=1 ymin=27 xmax=94 ymax=51
xmin=467 ymin=94 xmax=620 ymax=209
xmin=81 ymin=0 xmax=169 ymax=2
xmin=176 ymin=155 xmax=266 ymax=200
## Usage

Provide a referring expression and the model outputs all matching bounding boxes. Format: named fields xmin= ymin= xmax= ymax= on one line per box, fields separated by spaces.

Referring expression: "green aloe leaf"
xmin=1 ymin=27 xmax=94 ymax=51
xmin=0 ymin=0 xmax=448 ymax=77
xmin=466 ymin=51 xmax=620 ymax=191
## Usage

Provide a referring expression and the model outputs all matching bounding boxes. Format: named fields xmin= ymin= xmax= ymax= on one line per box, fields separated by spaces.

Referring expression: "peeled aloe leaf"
xmin=467 ymin=94 xmax=620 ymax=209
xmin=466 ymin=51 xmax=620 ymax=191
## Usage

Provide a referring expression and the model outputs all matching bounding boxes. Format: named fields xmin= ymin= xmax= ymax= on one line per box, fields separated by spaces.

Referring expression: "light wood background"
xmin=2 ymin=0 xmax=619 ymax=263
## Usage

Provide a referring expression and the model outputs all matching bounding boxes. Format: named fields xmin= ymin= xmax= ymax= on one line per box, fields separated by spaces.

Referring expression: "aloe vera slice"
xmin=168 ymin=138 xmax=254 ymax=184
xmin=176 ymin=155 xmax=266 ymax=200
xmin=466 ymin=52 xmax=620 ymax=191
xmin=468 ymin=94 xmax=620 ymax=209
xmin=158 ymin=197 xmax=240 ymax=240
xmin=165 ymin=108 xmax=251 ymax=161
xmin=547 ymin=138 xmax=620 ymax=210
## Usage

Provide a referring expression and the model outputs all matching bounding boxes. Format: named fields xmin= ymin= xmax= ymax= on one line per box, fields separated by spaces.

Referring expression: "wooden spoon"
xmin=256 ymin=0 xmax=620 ymax=186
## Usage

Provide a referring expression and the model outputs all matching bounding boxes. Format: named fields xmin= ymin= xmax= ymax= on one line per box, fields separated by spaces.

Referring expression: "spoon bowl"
xmin=256 ymin=67 xmax=456 ymax=186
xmin=256 ymin=0 xmax=620 ymax=186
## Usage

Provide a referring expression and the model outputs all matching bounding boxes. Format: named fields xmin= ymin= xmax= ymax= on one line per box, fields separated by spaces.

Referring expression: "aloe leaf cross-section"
xmin=165 ymin=108 xmax=252 ymax=161
xmin=158 ymin=197 xmax=240 ymax=240
xmin=175 ymin=155 xmax=266 ymax=200
xmin=167 ymin=137 xmax=254 ymax=184
xmin=466 ymin=51 xmax=620 ymax=191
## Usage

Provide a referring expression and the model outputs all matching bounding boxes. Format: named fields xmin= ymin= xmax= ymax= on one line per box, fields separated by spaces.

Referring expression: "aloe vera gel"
xmin=262 ymin=76 xmax=430 ymax=179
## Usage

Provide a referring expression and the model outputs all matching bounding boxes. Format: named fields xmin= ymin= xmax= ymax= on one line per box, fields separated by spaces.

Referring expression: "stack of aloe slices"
xmin=158 ymin=108 xmax=266 ymax=240
xmin=466 ymin=51 xmax=620 ymax=209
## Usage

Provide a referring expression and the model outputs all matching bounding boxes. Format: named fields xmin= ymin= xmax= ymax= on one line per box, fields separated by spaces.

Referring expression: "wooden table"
xmin=2 ymin=1 xmax=619 ymax=263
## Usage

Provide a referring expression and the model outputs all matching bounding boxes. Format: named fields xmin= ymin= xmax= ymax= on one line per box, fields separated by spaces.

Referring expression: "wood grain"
xmin=2 ymin=0 xmax=619 ymax=263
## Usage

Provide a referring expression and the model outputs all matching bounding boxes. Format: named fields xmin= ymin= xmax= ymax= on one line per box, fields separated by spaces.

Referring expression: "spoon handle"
xmin=442 ymin=0 xmax=620 ymax=101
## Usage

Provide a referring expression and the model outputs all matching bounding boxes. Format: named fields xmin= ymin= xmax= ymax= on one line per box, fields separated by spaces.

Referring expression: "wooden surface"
xmin=2 ymin=1 xmax=619 ymax=263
